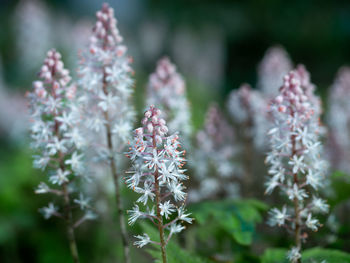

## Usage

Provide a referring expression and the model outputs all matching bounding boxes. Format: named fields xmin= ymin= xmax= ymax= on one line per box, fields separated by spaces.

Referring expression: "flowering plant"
xmin=76 ymin=3 xmax=135 ymax=262
xmin=265 ymin=70 xmax=329 ymax=262
xmin=146 ymin=57 xmax=192 ymax=140
xmin=126 ymin=105 xmax=193 ymax=263
xmin=327 ymin=67 xmax=350 ymax=174
xmin=28 ymin=49 xmax=94 ymax=263
xmin=190 ymin=104 xmax=241 ymax=201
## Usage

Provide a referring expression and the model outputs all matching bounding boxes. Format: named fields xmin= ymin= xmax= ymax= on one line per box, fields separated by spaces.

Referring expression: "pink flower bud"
xmin=151 ymin=116 xmax=158 ymax=124
xmin=135 ymin=128 xmax=143 ymax=136
xmin=144 ymin=111 xmax=151 ymax=118
xmin=141 ymin=117 xmax=148 ymax=125
xmin=155 ymin=135 xmax=162 ymax=144
xmin=147 ymin=123 xmax=154 ymax=133
xmin=275 ymin=95 xmax=283 ymax=104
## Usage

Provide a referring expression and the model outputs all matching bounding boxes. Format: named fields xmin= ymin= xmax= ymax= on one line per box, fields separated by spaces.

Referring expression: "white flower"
xmin=159 ymin=201 xmax=175 ymax=219
xmin=286 ymin=184 xmax=308 ymax=201
xmin=268 ymin=167 xmax=285 ymax=182
xmin=46 ymin=96 xmax=62 ymax=114
xmin=65 ymin=151 xmax=84 ymax=174
xmin=168 ymin=181 xmax=186 ymax=202
xmin=311 ymin=197 xmax=329 ymax=214
xmin=46 ymin=137 xmax=67 ymax=155
xmin=158 ymin=163 xmax=176 ymax=183
xmin=55 ymin=111 xmax=73 ymax=131
xmin=305 ymin=213 xmax=319 ymax=231
xmin=268 ymin=206 xmax=289 ymax=227
xmin=112 ymin=121 xmax=132 ymax=143
xmin=143 ymin=149 xmax=164 ymax=170
xmin=177 ymin=206 xmax=193 ymax=224
xmin=86 ymin=115 xmax=106 ymax=132
xmin=41 ymin=203 xmax=58 ymax=219
xmin=35 ymin=182 xmax=50 ymax=194
xmin=134 ymin=233 xmax=151 ymax=248
xmin=97 ymin=91 xmax=118 ymax=112
xmin=170 ymin=224 xmax=185 ymax=234
xmin=135 ymin=183 xmax=155 ymax=205
xmin=125 ymin=167 xmax=143 ymax=189
xmin=127 ymin=204 xmax=142 ymax=225
xmin=49 ymin=169 xmax=70 ymax=185
xmin=265 ymin=177 xmax=279 ymax=195
xmin=306 ymin=169 xmax=322 ymax=190
xmin=74 ymin=193 xmax=91 ymax=210
xmin=295 ymin=127 xmax=312 ymax=146
xmin=33 ymin=155 xmax=50 ymax=170
xmin=288 ymin=155 xmax=306 ymax=174
xmin=287 ymin=247 xmax=301 ymax=263
xmin=65 ymin=128 xmax=85 ymax=149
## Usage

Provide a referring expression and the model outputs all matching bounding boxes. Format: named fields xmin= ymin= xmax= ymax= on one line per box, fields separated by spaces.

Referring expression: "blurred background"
xmin=1 ymin=0 xmax=350 ymax=262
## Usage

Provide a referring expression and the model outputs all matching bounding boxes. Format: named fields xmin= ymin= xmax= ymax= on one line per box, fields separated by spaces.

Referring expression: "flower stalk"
xmin=77 ymin=3 xmax=134 ymax=262
xmin=28 ymin=49 xmax=95 ymax=263
xmin=265 ymin=69 xmax=329 ymax=263
xmin=126 ymin=105 xmax=193 ymax=263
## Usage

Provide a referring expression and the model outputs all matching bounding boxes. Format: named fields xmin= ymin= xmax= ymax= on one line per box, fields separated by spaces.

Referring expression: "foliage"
xmin=190 ymin=199 xmax=267 ymax=246
xmin=328 ymin=171 xmax=350 ymax=207
xmin=261 ymin=248 xmax=350 ymax=263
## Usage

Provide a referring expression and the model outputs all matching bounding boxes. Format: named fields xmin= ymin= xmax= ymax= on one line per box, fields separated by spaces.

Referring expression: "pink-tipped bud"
xmin=155 ymin=135 xmax=162 ymax=144
xmin=144 ymin=111 xmax=151 ymax=118
xmin=141 ymin=117 xmax=148 ymax=125
xmin=147 ymin=123 xmax=154 ymax=133
xmin=151 ymin=116 xmax=158 ymax=124
xmin=275 ymin=95 xmax=283 ymax=104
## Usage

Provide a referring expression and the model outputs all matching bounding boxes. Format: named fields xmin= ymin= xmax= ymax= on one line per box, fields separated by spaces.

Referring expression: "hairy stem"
xmin=102 ymin=72 xmax=131 ymax=263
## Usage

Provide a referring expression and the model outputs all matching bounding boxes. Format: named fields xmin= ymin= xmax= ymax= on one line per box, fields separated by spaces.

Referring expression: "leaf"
xmin=303 ymin=248 xmax=350 ymax=263
xmin=261 ymin=248 xmax=288 ymax=263
xmin=328 ymin=171 xmax=350 ymax=207
xmin=261 ymin=248 xmax=350 ymax=263
xmin=190 ymin=199 xmax=267 ymax=245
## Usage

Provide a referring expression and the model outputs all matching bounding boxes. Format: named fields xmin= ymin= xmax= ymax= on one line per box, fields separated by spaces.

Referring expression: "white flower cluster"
xmin=126 ymin=105 xmax=192 ymax=249
xmin=265 ymin=70 xmax=329 ymax=262
xmin=227 ymin=83 xmax=269 ymax=150
xmin=28 ymin=49 xmax=94 ymax=222
xmin=77 ymin=3 xmax=135 ymax=168
xmin=257 ymin=45 xmax=293 ymax=98
xmin=190 ymin=104 xmax=241 ymax=202
xmin=146 ymin=57 xmax=192 ymax=141
xmin=327 ymin=67 xmax=350 ymax=175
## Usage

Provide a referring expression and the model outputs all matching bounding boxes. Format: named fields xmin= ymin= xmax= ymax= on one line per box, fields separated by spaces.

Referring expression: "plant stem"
xmin=152 ymin=132 xmax=167 ymax=263
xmin=102 ymin=72 xmax=131 ymax=263
xmin=291 ymin=130 xmax=302 ymax=263
xmin=52 ymin=73 xmax=80 ymax=263
xmin=243 ymin=118 xmax=254 ymax=198
xmin=63 ymin=182 xmax=81 ymax=263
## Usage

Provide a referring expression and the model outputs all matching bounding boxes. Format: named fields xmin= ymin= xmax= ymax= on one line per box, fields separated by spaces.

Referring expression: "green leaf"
xmin=303 ymin=248 xmax=350 ymax=263
xmin=328 ymin=171 xmax=350 ymax=207
xmin=190 ymin=199 xmax=267 ymax=245
xmin=261 ymin=248 xmax=350 ymax=263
